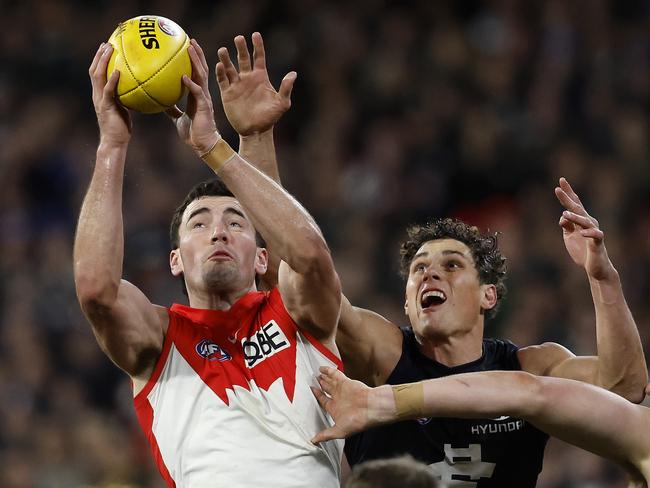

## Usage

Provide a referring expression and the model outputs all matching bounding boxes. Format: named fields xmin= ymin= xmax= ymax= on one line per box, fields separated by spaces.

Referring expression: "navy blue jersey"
xmin=345 ymin=328 xmax=548 ymax=487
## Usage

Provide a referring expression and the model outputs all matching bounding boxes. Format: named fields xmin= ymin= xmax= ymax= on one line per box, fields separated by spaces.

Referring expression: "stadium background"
xmin=1 ymin=0 xmax=648 ymax=486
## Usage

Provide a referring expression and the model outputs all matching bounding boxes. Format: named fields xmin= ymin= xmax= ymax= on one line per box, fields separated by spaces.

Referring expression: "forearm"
xmin=238 ymin=130 xmax=281 ymax=184
xmin=238 ymin=130 xmax=281 ymax=288
xmin=211 ymin=147 xmax=328 ymax=274
xmin=370 ymin=372 xmax=541 ymax=425
xmin=590 ymin=272 xmax=648 ymax=400
xmin=370 ymin=372 xmax=647 ymax=467
xmin=73 ymin=142 xmax=127 ymax=306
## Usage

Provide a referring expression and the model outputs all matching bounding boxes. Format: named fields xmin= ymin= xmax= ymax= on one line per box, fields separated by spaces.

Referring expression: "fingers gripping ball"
xmin=106 ymin=15 xmax=191 ymax=113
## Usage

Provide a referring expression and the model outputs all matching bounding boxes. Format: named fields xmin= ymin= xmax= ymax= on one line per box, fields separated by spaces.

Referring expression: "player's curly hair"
xmin=399 ymin=218 xmax=507 ymax=319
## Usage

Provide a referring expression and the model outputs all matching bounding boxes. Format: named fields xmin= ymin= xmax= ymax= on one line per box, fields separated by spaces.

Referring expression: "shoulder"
xmin=481 ymin=337 xmax=522 ymax=370
xmin=484 ymin=337 xmax=519 ymax=352
xmin=517 ymin=342 xmax=575 ymax=376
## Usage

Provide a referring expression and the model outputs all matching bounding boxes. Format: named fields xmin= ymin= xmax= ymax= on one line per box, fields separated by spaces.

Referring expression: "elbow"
xmin=74 ymin=271 xmax=119 ymax=314
xmin=598 ymin=363 xmax=648 ymax=404
xmin=608 ymin=376 xmax=648 ymax=404
xmin=624 ymin=389 xmax=646 ymax=405
xmin=514 ymin=372 xmax=549 ymax=420
xmin=291 ymin=232 xmax=334 ymax=276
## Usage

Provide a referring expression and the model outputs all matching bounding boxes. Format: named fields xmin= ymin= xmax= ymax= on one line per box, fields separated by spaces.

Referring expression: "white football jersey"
xmin=134 ymin=289 xmax=343 ymax=487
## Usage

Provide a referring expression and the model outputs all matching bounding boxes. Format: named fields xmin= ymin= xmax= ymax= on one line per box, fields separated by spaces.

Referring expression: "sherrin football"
xmin=106 ymin=15 xmax=191 ymax=113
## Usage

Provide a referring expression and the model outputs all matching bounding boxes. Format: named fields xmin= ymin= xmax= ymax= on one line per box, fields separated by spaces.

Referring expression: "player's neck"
xmin=188 ymin=283 xmax=258 ymax=311
xmin=417 ymin=328 xmax=484 ymax=368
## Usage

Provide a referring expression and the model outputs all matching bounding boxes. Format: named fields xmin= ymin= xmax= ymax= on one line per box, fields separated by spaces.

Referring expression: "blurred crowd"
xmin=1 ymin=0 xmax=648 ymax=486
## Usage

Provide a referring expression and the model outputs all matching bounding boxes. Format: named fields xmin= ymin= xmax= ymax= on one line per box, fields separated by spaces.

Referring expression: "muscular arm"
xmin=218 ymin=153 xmax=341 ymax=342
xmin=74 ymin=44 xmax=166 ymax=386
xmin=581 ymin=274 xmax=646 ymax=400
xmin=172 ymin=38 xmax=340 ymax=344
xmin=235 ymin=132 xmax=402 ymax=379
xmin=236 ymin=132 xmax=402 ymax=373
xmin=212 ymin=34 xmax=401 ymax=364
xmin=220 ymin=34 xmax=295 ymax=290
xmin=519 ymin=179 xmax=647 ymax=403
xmin=210 ymin=34 xmax=404 ymax=366
xmin=217 ymin=34 xmax=337 ymax=342
xmin=239 ymin=130 xmax=281 ymax=184
xmin=336 ymin=296 xmax=403 ymax=385
xmin=237 ymin=131 xmax=282 ymax=289
xmin=520 ymin=277 xmax=647 ymax=403
xmin=313 ymin=368 xmax=650 ymax=476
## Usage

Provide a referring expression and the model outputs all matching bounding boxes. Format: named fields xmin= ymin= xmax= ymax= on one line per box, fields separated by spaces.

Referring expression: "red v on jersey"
xmin=166 ymin=290 xmax=300 ymax=404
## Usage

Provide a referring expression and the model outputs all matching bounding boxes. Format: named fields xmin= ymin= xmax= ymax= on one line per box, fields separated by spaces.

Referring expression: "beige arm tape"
xmin=392 ymin=382 xmax=425 ymax=420
xmin=201 ymin=137 xmax=237 ymax=172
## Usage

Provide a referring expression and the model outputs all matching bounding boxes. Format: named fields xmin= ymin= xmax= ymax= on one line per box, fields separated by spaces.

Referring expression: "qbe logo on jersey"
xmin=242 ymin=320 xmax=289 ymax=368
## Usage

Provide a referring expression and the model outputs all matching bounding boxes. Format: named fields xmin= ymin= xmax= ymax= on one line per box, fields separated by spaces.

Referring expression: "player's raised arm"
xmin=168 ymin=34 xmax=295 ymax=290
xmin=74 ymin=44 xmax=167 ymax=385
xmin=312 ymin=367 xmax=650 ymax=480
xmin=519 ymin=178 xmax=647 ymax=403
xmin=218 ymin=32 xmax=295 ymax=184
xmin=208 ymin=33 xmax=400 ymax=374
xmin=168 ymin=38 xmax=341 ymax=346
xmin=218 ymin=33 xmax=296 ymax=289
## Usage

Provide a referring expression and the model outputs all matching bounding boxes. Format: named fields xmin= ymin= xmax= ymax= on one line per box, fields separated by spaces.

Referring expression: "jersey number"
xmin=429 ymin=444 xmax=495 ymax=488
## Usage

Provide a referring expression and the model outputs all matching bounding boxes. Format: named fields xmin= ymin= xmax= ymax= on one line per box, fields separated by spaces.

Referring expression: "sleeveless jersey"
xmin=345 ymin=328 xmax=549 ymax=488
xmin=134 ymin=288 xmax=344 ymax=487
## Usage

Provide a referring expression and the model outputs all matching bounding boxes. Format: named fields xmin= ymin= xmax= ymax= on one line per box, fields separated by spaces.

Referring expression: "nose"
xmin=422 ymin=266 xmax=441 ymax=282
xmin=211 ymin=225 xmax=229 ymax=243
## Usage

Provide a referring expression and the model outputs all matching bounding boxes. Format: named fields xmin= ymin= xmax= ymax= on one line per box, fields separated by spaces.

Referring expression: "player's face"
xmin=171 ymin=196 xmax=266 ymax=296
xmin=404 ymin=239 xmax=496 ymax=342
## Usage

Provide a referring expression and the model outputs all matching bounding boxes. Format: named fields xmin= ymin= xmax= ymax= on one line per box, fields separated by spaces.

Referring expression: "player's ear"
xmin=404 ymin=294 xmax=409 ymax=316
xmin=170 ymin=248 xmax=183 ymax=277
xmin=255 ymin=247 xmax=268 ymax=276
xmin=481 ymin=284 xmax=497 ymax=311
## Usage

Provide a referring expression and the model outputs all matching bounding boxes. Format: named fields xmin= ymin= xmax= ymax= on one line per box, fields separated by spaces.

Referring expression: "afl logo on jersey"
xmin=196 ymin=340 xmax=232 ymax=361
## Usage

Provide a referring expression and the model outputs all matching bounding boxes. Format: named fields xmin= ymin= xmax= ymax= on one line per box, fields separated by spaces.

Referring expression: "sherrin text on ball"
xmin=106 ymin=15 xmax=191 ymax=113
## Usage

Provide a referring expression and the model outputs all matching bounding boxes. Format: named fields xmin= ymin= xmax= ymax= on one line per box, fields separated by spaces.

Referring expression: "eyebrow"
xmin=412 ymin=249 xmax=468 ymax=262
xmin=224 ymin=207 xmax=246 ymax=220
xmin=186 ymin=206 xmax=210 ymax=224
xmin=185 ymin=206 xmax=247 ymax=225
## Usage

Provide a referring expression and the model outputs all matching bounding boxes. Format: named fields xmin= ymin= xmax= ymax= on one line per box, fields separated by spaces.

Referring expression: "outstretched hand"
xmin=89 ymin=43 xmax=132 ymax=146
xmin=311 ymin=367 xmax=373 ymax=444
xmin=216 ymin=32 xmax=296 ymax=136
xmin=166 ymin=39 xmax=220 ymax=156
xmin=555 ymin=177 xmax=614 ymax=281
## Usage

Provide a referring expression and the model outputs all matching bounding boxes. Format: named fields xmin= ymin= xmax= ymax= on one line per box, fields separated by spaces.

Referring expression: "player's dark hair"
xmin=346 ymin=455 xmax=441 ymax=488
xmin=399 ymin=217 xmax=507 ymax=319
xmin=170 ymin=178 xmax=265 ymax=250
xmin=169 ymin=178 xmax=266 ymax=295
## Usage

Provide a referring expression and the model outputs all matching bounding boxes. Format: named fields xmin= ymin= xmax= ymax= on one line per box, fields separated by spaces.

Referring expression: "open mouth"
xmin=421 ymin=290 xmax=447 ymax=309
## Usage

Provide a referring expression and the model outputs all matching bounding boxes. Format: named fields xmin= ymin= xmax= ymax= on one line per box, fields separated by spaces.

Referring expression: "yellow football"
xmin=106 ymin=15 xmax=191 ymax=113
